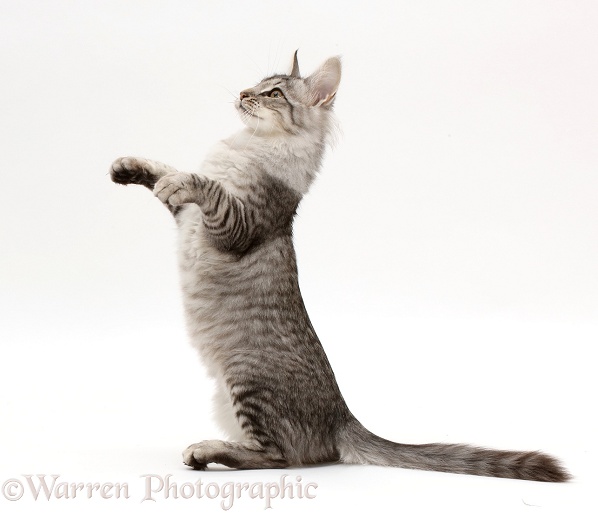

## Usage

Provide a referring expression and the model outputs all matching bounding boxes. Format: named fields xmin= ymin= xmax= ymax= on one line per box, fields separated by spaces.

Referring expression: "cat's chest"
xmin=200 ymin=141 xmax=252 ymax=189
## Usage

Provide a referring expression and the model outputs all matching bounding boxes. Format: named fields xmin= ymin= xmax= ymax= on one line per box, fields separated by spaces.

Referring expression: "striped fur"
xmin=110 ymin=55 xmax=570 ymax=482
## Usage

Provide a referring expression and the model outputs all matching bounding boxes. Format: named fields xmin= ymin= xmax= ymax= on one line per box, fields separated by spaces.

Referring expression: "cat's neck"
xmin=223 ymin=128 xmax=329 ymax=194
xmin=227 ymin=127 xmax=326 ymax=153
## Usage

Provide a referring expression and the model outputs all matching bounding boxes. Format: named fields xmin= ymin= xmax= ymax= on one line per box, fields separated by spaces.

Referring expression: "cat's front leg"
xmin=110 ymin=157 xmax=178 ymax=190
xmin=154 ymin=173 xmax=253 ymax=252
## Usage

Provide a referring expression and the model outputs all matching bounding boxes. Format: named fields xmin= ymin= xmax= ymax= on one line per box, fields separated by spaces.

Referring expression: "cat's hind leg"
xmin=183 ymin=440 xmax=288 ymax=470
xmin=110 ymin=157 xmax=178 ymax=190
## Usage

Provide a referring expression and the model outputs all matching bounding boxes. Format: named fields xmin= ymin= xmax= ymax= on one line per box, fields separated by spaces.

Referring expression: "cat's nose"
xmin=239 ymin=91 xmax=250 ymax=101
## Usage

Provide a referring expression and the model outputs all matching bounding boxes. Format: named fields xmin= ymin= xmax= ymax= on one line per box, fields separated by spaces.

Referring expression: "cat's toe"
xmin=154 ymin=174 xmax=194 ymax=206
xmin=110 ymin=157 xmax=137 ymax=184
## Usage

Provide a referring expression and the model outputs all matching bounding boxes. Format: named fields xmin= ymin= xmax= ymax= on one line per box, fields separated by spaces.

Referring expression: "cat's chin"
xmin=238 ymin=116 xmax=287 ymax=137
xmin=235 ymin=106 xmax=282 ymax=135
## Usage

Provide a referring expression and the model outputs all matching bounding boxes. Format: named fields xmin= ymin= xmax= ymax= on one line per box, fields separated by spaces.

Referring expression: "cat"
xmin=110 ymin=52 xmax=569 ymax=482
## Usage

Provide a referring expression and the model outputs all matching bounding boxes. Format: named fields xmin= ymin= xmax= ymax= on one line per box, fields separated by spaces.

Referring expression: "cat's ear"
xmin=290 ymin=50 xmax=300 ymax=78
xmin=305 ymin=56 xmax=341 ymax=107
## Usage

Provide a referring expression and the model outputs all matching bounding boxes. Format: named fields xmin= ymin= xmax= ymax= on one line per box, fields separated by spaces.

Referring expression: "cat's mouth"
xmin=238 ymin=102 xmax=260 ymax=119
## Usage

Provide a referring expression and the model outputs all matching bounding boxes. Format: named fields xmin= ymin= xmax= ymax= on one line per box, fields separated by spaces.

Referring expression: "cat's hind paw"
xmin=182 ymin=443 xmax=208 ymax=470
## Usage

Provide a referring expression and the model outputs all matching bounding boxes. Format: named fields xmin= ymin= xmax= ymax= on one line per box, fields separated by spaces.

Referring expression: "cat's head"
xmin=235 ymin=52 xmax=341 ymax=137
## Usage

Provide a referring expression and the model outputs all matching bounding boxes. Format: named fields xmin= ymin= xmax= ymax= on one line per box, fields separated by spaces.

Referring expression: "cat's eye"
xmin=268 ymin=89 xmax=283 ymax=98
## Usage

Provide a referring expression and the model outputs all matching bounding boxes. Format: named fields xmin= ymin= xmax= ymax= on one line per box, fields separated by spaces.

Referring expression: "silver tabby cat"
xmin=110 ymin=53 xmax=569 ymax=482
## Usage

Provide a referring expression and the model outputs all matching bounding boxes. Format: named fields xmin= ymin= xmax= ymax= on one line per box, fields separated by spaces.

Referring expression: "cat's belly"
xmin=176 ymin=204 xmax=239 ymax=348
xmin=175 ymin=203 xmax=299 ymax=443
xmin=176 ymin=204 xmax=249 ymax=440
xmin=176 ymin=202 xmax=273 ymax=366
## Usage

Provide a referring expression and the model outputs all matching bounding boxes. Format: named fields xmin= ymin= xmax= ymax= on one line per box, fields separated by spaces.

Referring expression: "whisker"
xmin=225 ymin=104 xmax=257 ymax=149
xmin=248 ymin=55 xmax=265 ymax=79
xmin=272 ymin=38 xmax=283 ymax=76
xmin=242 ymin=113 xmax=260 ymax=151
xmin=218 ymin=84 xmax=238 ymax=100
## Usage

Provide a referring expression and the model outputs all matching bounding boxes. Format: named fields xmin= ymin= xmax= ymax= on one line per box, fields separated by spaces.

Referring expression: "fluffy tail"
xmin=338 ymin=419 xmax=570 ymax=482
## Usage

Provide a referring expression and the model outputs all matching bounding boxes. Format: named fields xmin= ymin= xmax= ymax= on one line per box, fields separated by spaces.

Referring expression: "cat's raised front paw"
xmin=110 ymin=157 xmax=159 ymax=187
xmin=154 ymin=173 xmax=199 ymax=206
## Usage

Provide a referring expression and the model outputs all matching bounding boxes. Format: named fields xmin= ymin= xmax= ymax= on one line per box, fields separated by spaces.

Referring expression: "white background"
xmin=1 ymin=1 xmax=596 ymax=511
